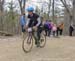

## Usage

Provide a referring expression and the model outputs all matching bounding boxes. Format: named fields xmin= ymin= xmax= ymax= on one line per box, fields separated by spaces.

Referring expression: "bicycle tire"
xmin=40 ymin=30 xmax=46 ymax=48
xmin=22 ymin=33 xmax=33 ymax=53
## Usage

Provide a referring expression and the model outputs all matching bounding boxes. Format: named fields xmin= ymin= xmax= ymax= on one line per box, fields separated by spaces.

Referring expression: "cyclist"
xmin=25 ymin=6 xmax=42 ymax=47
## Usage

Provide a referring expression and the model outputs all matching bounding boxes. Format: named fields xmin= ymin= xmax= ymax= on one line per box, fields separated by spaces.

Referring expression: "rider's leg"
xmin=33 ymin=27 xmax=41 ymax=46
xmin=33 ymin=27 xmax=42 ymax=47
xmin=33 ymin=32 xmax=38 ymax=45
xmin=33 ymin=30 xmax=40 ymax=46
xmin=36 ymin=27 xmax=42 ymax=47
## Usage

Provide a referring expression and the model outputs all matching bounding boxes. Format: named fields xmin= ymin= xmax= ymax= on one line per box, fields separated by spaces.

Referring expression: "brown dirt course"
xmin=0 ymin=36 xmax=75 ymax=61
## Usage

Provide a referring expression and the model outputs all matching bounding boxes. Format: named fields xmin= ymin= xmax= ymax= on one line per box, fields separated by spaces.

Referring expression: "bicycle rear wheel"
xmin=40 ymin=30 xmax=46 ymax=48
xmin=22 ymin=33 xmax=33 ymax=53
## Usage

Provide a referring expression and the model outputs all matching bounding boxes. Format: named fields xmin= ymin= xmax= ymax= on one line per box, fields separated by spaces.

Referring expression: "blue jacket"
xmin=20 ymin=15 xmax=26 ymax=26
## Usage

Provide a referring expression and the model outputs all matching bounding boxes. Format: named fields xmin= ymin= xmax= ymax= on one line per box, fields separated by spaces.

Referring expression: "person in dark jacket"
xmin=69 ymin=24 xmax=74 ymax=36
xmin=44 ymin=20 xmax=50 ymax=36
xmin=26 ymin=6 xmax=42 ymax=47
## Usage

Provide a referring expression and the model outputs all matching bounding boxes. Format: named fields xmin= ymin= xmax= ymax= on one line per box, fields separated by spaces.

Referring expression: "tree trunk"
xmin=73 ymin=0 xmax=75 ymax=35
xmin=52 ymin=0 xmax=55 ymax=23
xmin=18 ymin=0 xmax=26 ymax=14
xmin=48 ymin=0 xmax=51 ymax=19
xmin=0 ymin=0 xmax=4 ymax=31
xmin=73 ymin=0 xmax=75 ymax=24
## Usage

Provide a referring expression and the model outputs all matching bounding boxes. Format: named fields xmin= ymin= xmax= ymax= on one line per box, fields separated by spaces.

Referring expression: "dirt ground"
xmin=0 ymin=36 xmax=75 ymax=61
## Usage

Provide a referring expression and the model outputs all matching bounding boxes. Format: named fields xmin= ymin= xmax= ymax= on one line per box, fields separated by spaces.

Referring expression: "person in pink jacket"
xmin=52 ymin=24 xmax=57 ymax=37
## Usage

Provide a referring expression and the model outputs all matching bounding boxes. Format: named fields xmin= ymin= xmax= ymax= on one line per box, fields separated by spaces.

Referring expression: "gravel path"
xmin=0 ymin=36 xmax=75 ymax=61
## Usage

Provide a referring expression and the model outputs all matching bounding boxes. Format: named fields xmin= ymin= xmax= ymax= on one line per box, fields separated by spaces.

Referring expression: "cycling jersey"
xmin=26 ymin=13 xmax=41 ymax=27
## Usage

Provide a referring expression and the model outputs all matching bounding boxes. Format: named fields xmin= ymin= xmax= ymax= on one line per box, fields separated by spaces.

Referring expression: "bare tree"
xmin=0 ymin=0 xmax=4 ymax=11
xmin=18 ymin=0 xmax=26 ymax=14
xmin=48 ymin=0 xmax=51 ymax=19
xmin=60 ymin=0 xmax=74 ymax=35
xmin=73 ymin=0 xmax=75 ymax=35
xmin=0 ymin=0 xmax=5 ymax=31
xmin=52 ymin=0 xmax=55 ymax=22
xmin=18 ymin=0 xmax=23 ymax=14
xmin=73 ymin=0 xmax=75 ymax=25
xmin=60 ymin=0 xmax=72 ymax=23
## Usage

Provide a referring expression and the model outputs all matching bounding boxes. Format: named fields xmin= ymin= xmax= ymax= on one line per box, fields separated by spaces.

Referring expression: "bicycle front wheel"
xmin=22 ymin=33 xmax=33 ymax=53
xmin=40 ymin=30 xmax=46 ymax=48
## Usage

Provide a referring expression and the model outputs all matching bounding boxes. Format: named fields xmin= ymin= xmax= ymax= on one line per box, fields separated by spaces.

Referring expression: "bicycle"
xmin=22 ymin=27 xmax=46 ymax=53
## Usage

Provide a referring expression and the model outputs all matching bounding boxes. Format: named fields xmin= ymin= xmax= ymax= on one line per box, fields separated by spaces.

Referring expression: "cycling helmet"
xmin=27 ymin=6 xmax=34 ymax=12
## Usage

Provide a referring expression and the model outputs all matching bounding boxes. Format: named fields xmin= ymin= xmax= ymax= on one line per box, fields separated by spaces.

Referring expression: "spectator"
xmin=52 ymin=24 xmax=57 ymax=37
xmin=59 ymin=22 xmax=64 ymax=35
xmin=48 ymin=20 xmax=52 ymax=37
xmin=56 ymin=25 xmax=60 ymax=36
xmin=44 ymin=20 xmax=50 ymax=36
xmin=56 ymin=22 xmax=64 ymax=36
xmin=20 ymin=13 xmax=26 ymax=37
xmin=69 ymin=24 xmax=74 ymax=36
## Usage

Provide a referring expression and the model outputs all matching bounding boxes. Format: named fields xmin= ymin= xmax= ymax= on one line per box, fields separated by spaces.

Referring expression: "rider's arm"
xmin=26 ymin=18 xmax=30 ymax=26
xmin=26 ymin=14 xmax=31 ymax=26
xmin=36 ymin=17 xmax=41 ymax=27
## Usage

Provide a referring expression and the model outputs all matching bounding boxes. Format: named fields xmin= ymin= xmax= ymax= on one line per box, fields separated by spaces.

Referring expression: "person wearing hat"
xmin=25 ymin=6 xmax=42 ymax=47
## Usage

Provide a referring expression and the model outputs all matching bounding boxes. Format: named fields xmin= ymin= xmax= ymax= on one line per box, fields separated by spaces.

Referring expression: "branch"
xmin=0 ymin=0 xmax=5 ymax=11
xmin=48 ymin=0 xmax=51 ymax=19
xmin=23 ymin=0 xmax=26 ymax=13
xmin=2 ymin=0 xmax=4 ymax=5
xmin=18 ymin=0 xmax=23 ymax=14
xmin=60 ymin=0 xmax=72 ymax=16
